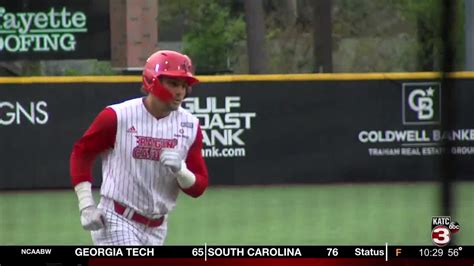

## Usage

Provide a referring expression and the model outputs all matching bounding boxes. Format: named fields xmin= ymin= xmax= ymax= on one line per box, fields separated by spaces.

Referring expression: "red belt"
xmin=113 ymin=201 xmax=164 ymax=227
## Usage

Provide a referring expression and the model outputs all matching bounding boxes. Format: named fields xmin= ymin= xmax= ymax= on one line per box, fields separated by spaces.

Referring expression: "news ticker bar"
xmin=0 ymin=245 xmax=472 ymax=259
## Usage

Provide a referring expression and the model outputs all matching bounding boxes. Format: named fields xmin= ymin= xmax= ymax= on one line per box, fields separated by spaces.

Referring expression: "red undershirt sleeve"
xmin=70 ymin=107 xmax=117 ymax=187
xmin=181 ymin=124 xmax=209 ymax=197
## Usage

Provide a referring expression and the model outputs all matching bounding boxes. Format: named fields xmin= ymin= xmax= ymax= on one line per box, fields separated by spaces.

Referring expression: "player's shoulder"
xmin=176 ymin=106 xmax=198 ymax=121
xmin=108 ymin=97 xmax=143 ymax=111
xmin=175 ymin=107 xmax=199 ymax=127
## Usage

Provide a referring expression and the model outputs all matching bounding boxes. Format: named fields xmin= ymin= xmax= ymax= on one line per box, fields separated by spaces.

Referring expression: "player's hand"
xmin=160 ymin=149 xmax=182 ymax=173
xmin=160 ymin=148 xmax=196 ymax=188
xmin=80 ymin=206 xmax=105 ymax=231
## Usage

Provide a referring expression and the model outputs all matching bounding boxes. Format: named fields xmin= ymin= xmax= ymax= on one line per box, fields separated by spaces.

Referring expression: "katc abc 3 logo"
xmin=431 ymin=216 xmax=460 ymax=247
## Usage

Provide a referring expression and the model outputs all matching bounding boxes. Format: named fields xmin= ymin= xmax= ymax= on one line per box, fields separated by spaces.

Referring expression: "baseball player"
xmin=69 ymin=50 xmax=209 ymax=245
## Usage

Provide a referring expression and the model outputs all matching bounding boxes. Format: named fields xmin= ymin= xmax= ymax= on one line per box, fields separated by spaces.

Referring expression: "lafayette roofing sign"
xmin=0 ymin=1 xmax=110 ymax=60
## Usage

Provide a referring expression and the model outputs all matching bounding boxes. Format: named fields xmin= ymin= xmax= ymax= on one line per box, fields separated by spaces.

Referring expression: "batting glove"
xmin=74 ymin=181 xmax=105 ymax=231
xmin=160 ymin=149 xmax=196 ymax=188
xmin=80 ymin=206 xmax=105 ymax=231
xmin=160 ymin=149 xmax=183 ymax=173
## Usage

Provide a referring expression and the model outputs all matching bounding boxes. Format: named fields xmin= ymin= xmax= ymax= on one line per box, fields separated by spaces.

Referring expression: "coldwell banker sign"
xmin=358 ymin=81 xmax=474 ymax=157
xmin=0 ymin=1 xmax=110 ymax=60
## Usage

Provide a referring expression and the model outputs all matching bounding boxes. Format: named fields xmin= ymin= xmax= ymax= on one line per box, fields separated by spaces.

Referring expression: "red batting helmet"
xmin=142 ymin=50 xmax=199 ymax=102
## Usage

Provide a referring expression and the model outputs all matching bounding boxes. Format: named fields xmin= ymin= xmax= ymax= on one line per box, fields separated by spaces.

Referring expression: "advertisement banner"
xmin=0 ymin=0 xmax=110 ymax=60
xmin=0 ymin=75 xmax=473 ymax=189
xmin=0 ymin=81 xmax=139 ymax=189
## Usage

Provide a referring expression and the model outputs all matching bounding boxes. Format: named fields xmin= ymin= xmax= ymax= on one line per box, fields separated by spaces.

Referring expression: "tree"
xmin=159 ymin=0 xmax=245 ymax=74
xmin=312 ymin=0 xmax=333 ymax=72
xmin=396 ymin=0 xmax=465 ymax=70
xmin=244 ymin=0 xmax=268 ymax=74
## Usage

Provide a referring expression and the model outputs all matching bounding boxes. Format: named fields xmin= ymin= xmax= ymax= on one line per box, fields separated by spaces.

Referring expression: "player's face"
xmin=161 ymin=77 xmax=188 ymax=110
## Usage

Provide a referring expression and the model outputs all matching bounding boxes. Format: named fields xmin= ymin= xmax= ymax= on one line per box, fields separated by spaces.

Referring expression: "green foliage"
xmin=63 ymin=68 xmax=82 ymax=76
xmin=63 ymin=61 xmax=118 ymax=76
xmin=397 ymin=0 xmax=443 ymax=29
xmin=183 ymin=2 xmax=245 ymax=73
xmin=92 ymin=61 xmax=118 ymax=75
xmin=396 ymin=0 xmax=465 ymax=70
xmin=160 ymin=0 xmax=245 ymax=74
xmin=161 ymin=0 xmax=465 ymax=73
xmin=20 ymin=62 xmax=43 ymax=76
xmin=331 ymin=0 xmax=465 ymax=71
xmin=333 ymin=0 xmax=403 ymax=37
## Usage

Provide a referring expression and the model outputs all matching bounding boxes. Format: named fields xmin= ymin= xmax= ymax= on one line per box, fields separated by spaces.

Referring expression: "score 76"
xmin=327 ymin=248 xmax=339 ymax=256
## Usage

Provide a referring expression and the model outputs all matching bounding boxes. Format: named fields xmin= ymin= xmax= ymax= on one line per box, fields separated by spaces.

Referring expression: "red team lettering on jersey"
xmin=132 ymin=136 xmax=178 ymax=160
xmin=70 ymin=97 xmax=208 ymax=218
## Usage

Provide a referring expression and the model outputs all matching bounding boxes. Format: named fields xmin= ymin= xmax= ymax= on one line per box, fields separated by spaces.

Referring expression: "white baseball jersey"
xmin=101 ymin=97 xmax=199 ymax=217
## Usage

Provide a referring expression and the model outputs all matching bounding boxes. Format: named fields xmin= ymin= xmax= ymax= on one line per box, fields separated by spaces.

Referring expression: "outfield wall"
xmin=1 ymin=73 xmax=473 ymax=189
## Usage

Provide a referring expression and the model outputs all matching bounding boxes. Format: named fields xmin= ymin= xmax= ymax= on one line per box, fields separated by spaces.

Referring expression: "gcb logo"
xmin=402 ymin=82 xmax=441 ymax=125
xmin=408 ymin=88 xmax=434 ymax=120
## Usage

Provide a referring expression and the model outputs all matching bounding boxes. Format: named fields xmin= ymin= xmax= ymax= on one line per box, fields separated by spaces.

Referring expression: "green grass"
xmin=0 ymin=182 xmax=472 ymax=245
